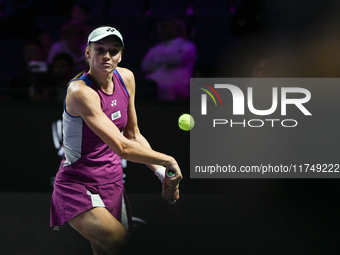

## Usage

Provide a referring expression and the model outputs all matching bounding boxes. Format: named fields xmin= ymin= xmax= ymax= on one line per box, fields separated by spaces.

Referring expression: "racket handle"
xmin=166 ymin=169 xmax=177 ymax=204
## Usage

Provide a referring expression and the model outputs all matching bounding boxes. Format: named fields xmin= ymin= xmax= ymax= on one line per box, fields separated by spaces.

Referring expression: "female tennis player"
xmin=50 ymin=26 xmax=183 ymax=255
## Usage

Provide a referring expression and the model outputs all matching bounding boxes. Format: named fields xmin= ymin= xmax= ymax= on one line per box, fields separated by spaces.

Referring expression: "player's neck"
xmin=88 ymin=70 xmax=114 ymax=92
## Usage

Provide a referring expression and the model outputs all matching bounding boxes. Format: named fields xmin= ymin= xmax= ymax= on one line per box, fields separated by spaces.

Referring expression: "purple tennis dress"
xmin=50 ymin=69 xmax=132 ymax=231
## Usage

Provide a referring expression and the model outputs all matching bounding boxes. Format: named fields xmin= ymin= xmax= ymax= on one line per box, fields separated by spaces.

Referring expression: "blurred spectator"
xmin=141 ymin=15 xmax=197 ymax=100
xmin=69 ymin=2 xmax=94 ymax=41
xmin=37 ymin=29 xmax=53 ymax=61
xmin=8 ymin=40 xmax=51 ymax=101
xmin=49 ymin=52 xmax=75 ymax=101
xmin=48 ymin=22 xmax=87 ymax=74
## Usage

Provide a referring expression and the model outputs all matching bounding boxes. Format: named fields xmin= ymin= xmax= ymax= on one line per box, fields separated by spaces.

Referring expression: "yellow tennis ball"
xmin=178 ymin=114 xmax=194 ymax=131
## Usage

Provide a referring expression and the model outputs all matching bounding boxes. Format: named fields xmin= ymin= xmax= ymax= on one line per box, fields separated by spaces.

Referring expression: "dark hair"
xmin=70 ymin=71 xmax=85 ymax=81
xmin=60 ymin=22 xmax=85 ymax=40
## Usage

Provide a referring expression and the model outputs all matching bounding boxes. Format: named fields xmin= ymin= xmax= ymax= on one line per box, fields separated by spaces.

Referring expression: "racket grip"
xmin=166 ymin=169 xmax=177 ymax=204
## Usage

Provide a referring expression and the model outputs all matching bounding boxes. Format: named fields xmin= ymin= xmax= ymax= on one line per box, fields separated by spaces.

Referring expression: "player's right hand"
xmin=162 ymin=163 xmax=183 ymax=203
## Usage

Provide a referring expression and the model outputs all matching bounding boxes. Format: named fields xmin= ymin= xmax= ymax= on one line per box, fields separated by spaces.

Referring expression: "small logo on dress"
xmin=111 ymin=100 xmax=117 ymax=106
xmin=111 ymin=110 xmax=121 ymax=121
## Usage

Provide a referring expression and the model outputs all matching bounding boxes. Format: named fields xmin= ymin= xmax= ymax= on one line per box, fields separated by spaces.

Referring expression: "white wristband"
xmin=154 ymin=167 xmax=166 ymax=183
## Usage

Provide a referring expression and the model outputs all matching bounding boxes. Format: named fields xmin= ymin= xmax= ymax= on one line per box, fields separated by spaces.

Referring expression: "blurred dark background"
xmin=1 ymin=0 xmax=340 ymax=254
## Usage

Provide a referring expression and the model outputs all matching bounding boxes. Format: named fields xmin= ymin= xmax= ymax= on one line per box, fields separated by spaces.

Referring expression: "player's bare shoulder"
xmin=116 ymin=67 xmax=134 ymax=80
xmin=116 ymin=67 xmax=135 ymax=94
xmin=66 ymin=79 xmax=99 ymax=116
xmin=68 ymin=79 xmax=96 ymax=100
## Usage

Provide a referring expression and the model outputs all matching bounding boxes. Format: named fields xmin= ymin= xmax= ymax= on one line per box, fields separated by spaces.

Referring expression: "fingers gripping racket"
xmin=167 ymin=169 xmax=176 ymax=204
xmin=166 ymin=169 xmax=180 ymax=216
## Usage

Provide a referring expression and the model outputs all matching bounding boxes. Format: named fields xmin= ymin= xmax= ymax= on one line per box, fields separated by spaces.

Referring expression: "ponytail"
xmin=70 ymin=71 xmax=84 ymax=82
xmin=65 ymin=71 xmax=85 ymax=87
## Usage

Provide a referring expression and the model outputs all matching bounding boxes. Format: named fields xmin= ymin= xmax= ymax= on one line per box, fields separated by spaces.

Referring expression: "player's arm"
xmin=118 ymin=67 xmax=182 ymax=198
xmin=65 ymin=79 xmax=176 ymax=169
xmin=118 ymin=67 xmax=163 ymax=171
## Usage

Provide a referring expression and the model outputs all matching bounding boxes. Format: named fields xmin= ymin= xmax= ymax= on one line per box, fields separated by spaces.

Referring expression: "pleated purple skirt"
xmin=50 ymin=178 xmax=132 ymax=231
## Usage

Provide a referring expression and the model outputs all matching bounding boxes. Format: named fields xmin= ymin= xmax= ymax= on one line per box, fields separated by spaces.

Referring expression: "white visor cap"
xmin=87 ymin=27 xmax=124 ymax=46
